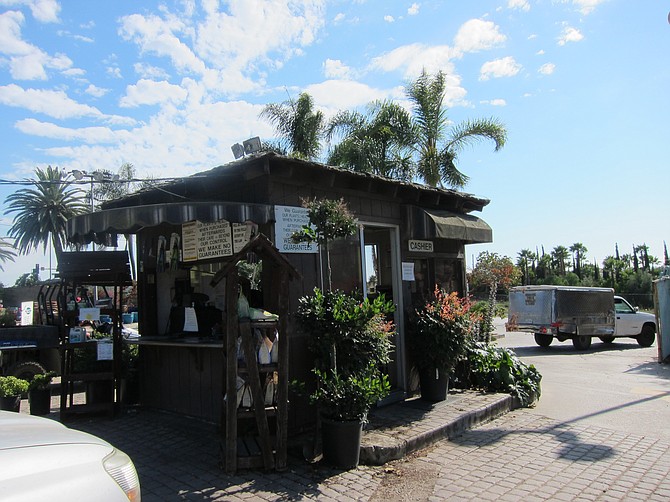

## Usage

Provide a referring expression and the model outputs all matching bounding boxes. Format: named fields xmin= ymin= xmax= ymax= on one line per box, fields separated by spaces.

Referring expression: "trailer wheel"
xmin=8 ymin=361 xmax=46 ymax=382
xmin=572 ymin=333 xmax=592 ymax=351
xmin=636 ymin=325 xmax=655 ymax=347
xmin=599 ymin=336 xmax=615 ymax=344
xmin=534 ymin=333 xmax=553 ymax=347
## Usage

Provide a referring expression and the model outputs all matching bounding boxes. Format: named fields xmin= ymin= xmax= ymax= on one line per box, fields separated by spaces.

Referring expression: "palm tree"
xmin=5 ymin=166 xmax=87 ymax=260
xmin=551 ymin=246 xmax=570 ymax=276
xmin=405 ymin=69 xmax=507 ymax=188
xmin=0 ymin=237 xmax=17 ymax=271
xmin=516 ymin=249 xmax=536 ymax=285
xmin=326 ymin=100 xmax=416 ymax=181
xmin=259 ymin=92 xmax=325 ymax=161
xmin=569 ymin=242 xmax=588 ymax=279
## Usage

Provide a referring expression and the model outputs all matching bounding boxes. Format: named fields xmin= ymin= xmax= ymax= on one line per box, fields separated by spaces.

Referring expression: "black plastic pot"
xmin=321 ymin=417 xmax=364 ymax=469
xmin=29 ymin=388 xmax=52 ymax=415
xmin=418 ymin=367 xmax=449 ymax=402
xmin=0 ymin=395 xmax=21 ymax=412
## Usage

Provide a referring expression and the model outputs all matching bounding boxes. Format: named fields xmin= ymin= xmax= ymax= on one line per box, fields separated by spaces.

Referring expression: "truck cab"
xmin=613 ymin=295 xmax=656 ymax=345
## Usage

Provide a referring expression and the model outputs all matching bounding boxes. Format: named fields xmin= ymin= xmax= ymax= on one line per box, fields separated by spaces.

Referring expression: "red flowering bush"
xmin=408 ymin=287 xmax=480 ymax=373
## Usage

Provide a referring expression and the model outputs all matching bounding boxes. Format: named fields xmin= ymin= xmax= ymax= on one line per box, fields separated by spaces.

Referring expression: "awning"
xmin=67 ymin=201 xmax=274 ymax=245
xmin=425 ymin=209 xmax=492 ymax=243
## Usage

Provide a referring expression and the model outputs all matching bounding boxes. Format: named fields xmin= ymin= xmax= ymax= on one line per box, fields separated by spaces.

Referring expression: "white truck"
xmin=508 ymin=285 xmax=657 ymax=350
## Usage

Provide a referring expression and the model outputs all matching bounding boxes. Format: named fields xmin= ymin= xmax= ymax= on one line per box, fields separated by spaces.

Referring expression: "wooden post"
xmin=275 ymin=268 xmax=290 ymax=470
xmin=224 ymin=271 xmax=239 ymax=474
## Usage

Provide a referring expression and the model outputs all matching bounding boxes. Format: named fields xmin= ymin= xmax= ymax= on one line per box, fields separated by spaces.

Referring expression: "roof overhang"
xmin=67 ymin=201 xmax=274 ymax=246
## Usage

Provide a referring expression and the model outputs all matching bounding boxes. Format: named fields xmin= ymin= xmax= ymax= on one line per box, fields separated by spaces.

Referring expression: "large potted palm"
xmin=407 ymin=287 xmax=477 ymax=402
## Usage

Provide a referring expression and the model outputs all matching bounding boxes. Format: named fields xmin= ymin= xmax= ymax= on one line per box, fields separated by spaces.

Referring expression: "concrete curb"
xmin=359 ymin=392 xmax=514 ymax=465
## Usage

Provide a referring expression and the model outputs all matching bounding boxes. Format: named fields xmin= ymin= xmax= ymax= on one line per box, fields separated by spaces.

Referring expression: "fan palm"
xmin=259 ymin=92 xmax=325 ymax=161
xmin=5 ymin=166 xmax=87 ymax=259
xmin=0 ymin=237 xmax=17 ymax=271
xmin=406 ymin=70 xmax=507 ymax=188
xmin=326 ymin=100 xmax=416 ymax=181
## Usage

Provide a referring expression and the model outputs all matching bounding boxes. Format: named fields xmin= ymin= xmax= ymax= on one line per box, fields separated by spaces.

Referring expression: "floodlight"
xmin=231 ymin=143 xmax=245 ymax=159
xmin=243 ymin=136 xmax=261 ymax=155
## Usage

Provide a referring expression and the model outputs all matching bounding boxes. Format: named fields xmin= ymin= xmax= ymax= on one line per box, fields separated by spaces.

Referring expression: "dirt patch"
xmin=369 ymin=449 xmax=439 ymax=502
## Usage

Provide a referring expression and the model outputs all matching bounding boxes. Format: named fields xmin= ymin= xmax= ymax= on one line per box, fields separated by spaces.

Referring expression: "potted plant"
xmin=296 ymin=288 xmax=395 ymax=469
xmin=28 ymin=371 xmax=56 ymax=415
xmin=407 ymin=287 xmax=478 ymax=402
xmin=0 ymin=376 xmax=29 ymax=412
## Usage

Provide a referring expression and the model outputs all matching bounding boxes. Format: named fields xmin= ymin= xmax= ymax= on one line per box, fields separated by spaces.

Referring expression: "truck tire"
xmin=8 ymin=361 xmax=46 ymax=382
xmin=534 ymin=333 xmax=553 ymax=347
xmin=636 ymin=325 xmax=655 ymax=347
xmin=572 ymin=333 xmax=592 ymax=350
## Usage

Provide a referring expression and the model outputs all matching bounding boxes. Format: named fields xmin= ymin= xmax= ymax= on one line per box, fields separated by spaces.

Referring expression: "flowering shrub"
xmin=408 ymin=287 xmax=480 ymax=372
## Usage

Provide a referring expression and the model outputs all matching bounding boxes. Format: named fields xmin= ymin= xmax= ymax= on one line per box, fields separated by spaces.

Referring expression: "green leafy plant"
xmin=407 ymin=287 xmax=479 ymax=373
xmin=0 ymin=376 xmax=29 ymax=397
xmin=453 ymin=341 xmax=542 ymax=407
xmin=28 ymin=371 xmax=57 ymax=391
xmin=311 ymin=364 xmax=391 ymax=422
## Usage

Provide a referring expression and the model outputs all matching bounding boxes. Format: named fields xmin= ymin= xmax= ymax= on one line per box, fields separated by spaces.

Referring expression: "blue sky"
xmin=0 ymin=0 xmax=668 ymax=286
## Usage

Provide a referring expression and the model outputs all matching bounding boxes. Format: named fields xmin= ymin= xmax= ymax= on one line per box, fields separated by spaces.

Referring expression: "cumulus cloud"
xmin=323 ymin=59 xmax=352 ymax=79
xmin=538 ymin=63 xmax=556 ymax=75
xmin=370 ymin=43 xmax=459 ymax=78
xmin=570 ymin=0 xmax=606 ymax=15
xmin=119 ymin=79 xmax=188 ymax=107
xmin=408 ymin=3 xmax=420 ymax=15
xmin=0 ymin=10 xmax=73 ymax=79
xmin=384 ymin=15 xmax=394 ymax=23
xmin=134 ymin=62 xmax=170 ymax=79
xmin=558 ymin=26 xmax=584 ymax=46
xmin=1 ymin=0 xmax=60 ymax=23
xmin=85 ymin=84 xmax=109 ymax=98
xmin=479 ymin=56 xmax=522 ymax=81
xmin=15 ymin=118 xmax=120 ymax=143
xmin=508 ymin=0 xmax=530 ymax=11
xmin=480 ymin=99 xmax=506 ymax=106
xmin=453 ymin=19 xmax=506 ymax=54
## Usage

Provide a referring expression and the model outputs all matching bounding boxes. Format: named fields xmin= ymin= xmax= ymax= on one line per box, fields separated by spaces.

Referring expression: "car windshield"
xmin=614 ymin=298 xmax=635 ymax=314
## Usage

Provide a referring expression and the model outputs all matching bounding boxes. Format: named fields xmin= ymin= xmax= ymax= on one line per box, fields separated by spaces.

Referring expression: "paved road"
xmin=498 ymin=329 xmax=670 ymax=440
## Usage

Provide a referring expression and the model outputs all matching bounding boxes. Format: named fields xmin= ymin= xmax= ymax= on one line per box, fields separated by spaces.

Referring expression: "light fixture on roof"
xmin=231 ymin=136 xmax=261 ymax=159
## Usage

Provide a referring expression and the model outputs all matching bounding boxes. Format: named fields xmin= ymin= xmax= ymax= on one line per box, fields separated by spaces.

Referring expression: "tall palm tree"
xmin=326 ymin=100 xmax=416 ymax=181
xmin=551 ymin=245 xmax=570 ymax=276
xmin=0 ymin=237 xmax=17 ymax=271
xmin=259 ymin=92 xmax=325 ymax=161
xmin=406 ymin=70 xmax=507 ymax=188
xmin=569 ymin=242 xmax=588 ymax=279
xmin=5 ymin=166 xmax=87 ymax=260
xmin=516 ymin=248 xmax=536 ymax=285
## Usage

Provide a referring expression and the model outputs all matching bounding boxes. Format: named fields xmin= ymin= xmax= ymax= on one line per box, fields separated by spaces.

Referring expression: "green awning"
xmin=424 ymin=209 xmax=492 ymax=244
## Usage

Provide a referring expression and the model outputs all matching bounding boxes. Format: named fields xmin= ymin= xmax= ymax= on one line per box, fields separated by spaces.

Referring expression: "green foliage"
xmin=468 ymin=251 xmax=520 ymax=294
xmin=453 ymin=341 xmax=541 ymax=407
xmin=0 ymin=376 xmax=29 ymax=397
xmin=291 ymin=198 xmax=357 ymax=248
xmin=407 ymin=288 xmax=478 ymax=372
xmin=0 ymin=308 xmax=16 ymax=326
xmin=28 ymin=371 xmax=57 ymax=391
xmin=296 ymin=288 xmax=394 ymax=374
xmin=311 ymin=364 xmax=391 ymax=421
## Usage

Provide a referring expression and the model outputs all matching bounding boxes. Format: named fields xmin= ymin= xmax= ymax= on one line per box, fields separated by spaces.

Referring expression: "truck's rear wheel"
xmin=534 ymin=333 xmax=553 ymax=347
xmin=572 ymin=333 xmax=592 ymax=350
xmin=636 ymin=325 xmax=655 ymax=347
xmin=8 ymin=361 xmax=46 ymax=382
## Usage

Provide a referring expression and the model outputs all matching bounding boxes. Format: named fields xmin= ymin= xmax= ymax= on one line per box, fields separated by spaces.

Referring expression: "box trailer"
xmin=508 ymin=285 xmax=656 ymax=350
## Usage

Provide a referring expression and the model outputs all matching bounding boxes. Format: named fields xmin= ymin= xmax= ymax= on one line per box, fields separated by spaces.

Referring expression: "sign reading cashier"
xmin=408 ymin=239 xmax=433 ymax=253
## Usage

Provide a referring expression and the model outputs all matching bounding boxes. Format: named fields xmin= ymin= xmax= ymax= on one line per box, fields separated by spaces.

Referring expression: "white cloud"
xmin=0 ymin=0 xmax=60 ymax=23
xmin=538 ymin=62 xmax=556 ymax=75
xmin=15 ymin=118 xmax=120 ymax=143
xmin=323 ymin=59 xmax=352 ymax=79
xmin=479 ymin=56 xmax=522 ymax=81
xmin=85 ymin=84 xmax=109 ymax=98
xmin=536 ymin=49 xmax=545 ymax=55
xmin=107 ymin=66 xmax=122 ymax=78
xmin=570 ymin=0 xmax=606 ymax=15
xmin=480 ymin=99 xmax=507 ymax=106
xmin=384 ymin=15 xmax=394 ymax=23
xmin=558 ymin=26 xmax=584 ymax=46
xmin=0 ymin=84 xmax=103 ymax=119
xmin=62 ymin=67 xmax=86 ymax=77
xmin=134 ymin=62 xmax=170 ymax=79
xmin=453 ymin=19 xmax=506 ymax=54
xmin=507 ymin=0 xmax=530 ymax=11
xmin=369 ymin=43 xmax=459 ymax=78
xmin=305 ymin=80 xmax=389 ymax=110
xmin=120 ymin=79 xmax=188 ymax=108
xmin=333 ymin=12 xmax=345 ymax=23
xmin=408 ymin=3 xmax=420 ymax=15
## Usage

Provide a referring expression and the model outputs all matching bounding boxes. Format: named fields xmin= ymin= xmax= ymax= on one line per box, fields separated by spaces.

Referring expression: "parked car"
xmin=0 ymin=411 xmax=141 ymax=501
